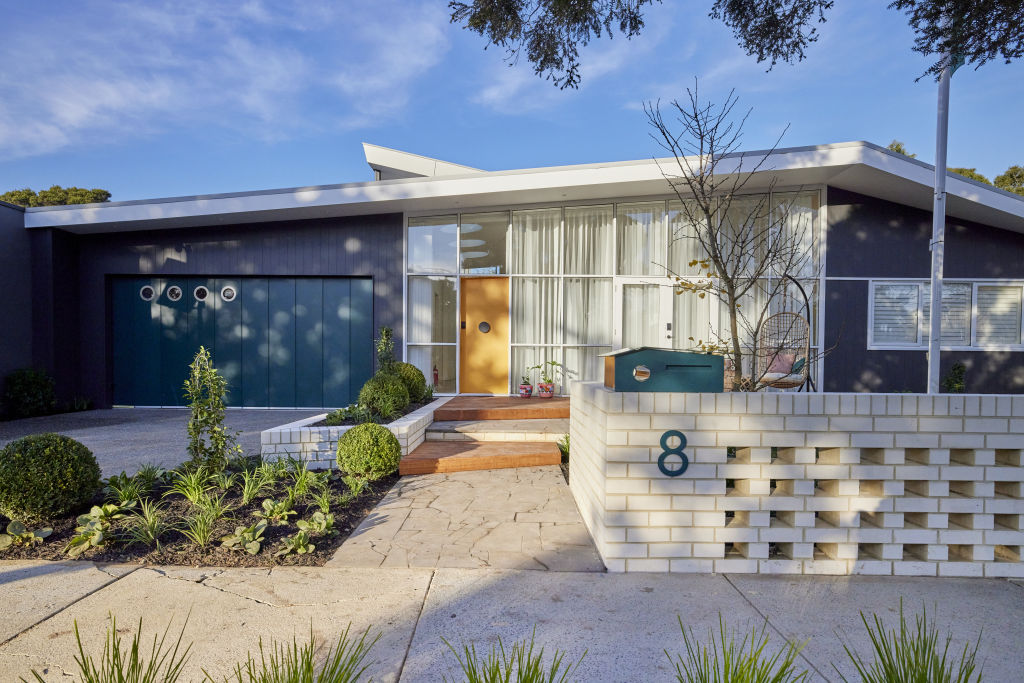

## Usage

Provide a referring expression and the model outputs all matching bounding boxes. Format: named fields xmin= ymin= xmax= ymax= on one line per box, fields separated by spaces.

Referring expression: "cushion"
xmin=766 ymin=352 xmax=796 ymax=374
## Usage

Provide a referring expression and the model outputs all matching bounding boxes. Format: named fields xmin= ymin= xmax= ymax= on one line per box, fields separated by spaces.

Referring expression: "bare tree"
xmin=645 ymin=82 xmax=821 ymax=391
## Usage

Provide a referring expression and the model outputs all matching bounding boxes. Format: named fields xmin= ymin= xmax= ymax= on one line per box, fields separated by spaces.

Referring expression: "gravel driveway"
xmin=0 ymin=408 xmax=322 ymax=476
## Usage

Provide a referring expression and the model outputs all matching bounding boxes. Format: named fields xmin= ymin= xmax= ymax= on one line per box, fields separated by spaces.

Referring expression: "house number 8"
xmin=658 ymin=430 xmax=689 ymax=477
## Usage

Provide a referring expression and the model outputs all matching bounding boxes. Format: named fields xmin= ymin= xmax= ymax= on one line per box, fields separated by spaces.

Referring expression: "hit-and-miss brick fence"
xmin=569 ymin=382 xmax=1024 ymax=577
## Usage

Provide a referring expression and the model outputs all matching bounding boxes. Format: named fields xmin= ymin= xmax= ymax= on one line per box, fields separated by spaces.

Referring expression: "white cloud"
xmin=0 ymin=0 xmax=451 ymax=159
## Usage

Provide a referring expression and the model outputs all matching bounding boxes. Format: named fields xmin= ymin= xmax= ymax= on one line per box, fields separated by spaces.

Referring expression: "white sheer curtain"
xmin=512 ymin=346 xmax=561 ymax=386
xmin=510 ymin=209 xmax=561 ymax=274
xmin=564 ymin=278 xmax=611 ymax=344
xmin=772 ymin=192 xmax=819 ymax=278
xmin=623 ymin=284 xmax=661 ymax=348
xmin=564 ymin=346 xmax=610 ymax=382
xmin=667 ymin=200 xmax=706 ymax=276
xmin=672 ymin=291 xmax=714 ymax=349
xmin=407 ymin=276 xmax=456 ymax=343
xmin=564 ymin=205 xmax=613 ymax=274
xmin=617 ymin=202 xmax=667 ymax=276
xmin=512 ymin=277 xmax=562 ymax=344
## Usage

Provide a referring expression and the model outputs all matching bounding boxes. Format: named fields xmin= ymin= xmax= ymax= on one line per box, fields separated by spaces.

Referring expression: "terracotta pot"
xmin=518 ymin=383 xmax=534 ymax=398
xmin=537 ymin=382 xmax=555 ymax=398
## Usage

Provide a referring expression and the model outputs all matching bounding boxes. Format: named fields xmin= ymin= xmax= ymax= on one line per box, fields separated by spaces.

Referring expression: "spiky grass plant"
xmin=25 ymin=614 xmax=192 ymax=683
xmin=211 ymin=471 xmax=238 ymax=492
xmin=442 ymin=629 xmax=585 ymax=683
xmin=667 ymin=615 xmax=808 ymax=683
xmin=287 ymin=459 xmax=315 ymax=501
xmin=310 ymin=487 xmax=333 ymax=515
xmin=126 ymin=499 xmax=171 ymax=549
xmin=105 ymin=473 xmax=147 ymax=506
xmin=837 ymin=602 xmax=982 ymax=683
xmin=195 ymin=491 xmax=233 ymax=521
xmin=208 ymin=625 xmax=379 ymax=683
xmin=241 ymin=469 xmax=273 ymax=506
xmin=181 ymin=510 xmax=217 ymax=547
xmin=168 ymin=467 xmax=213 ymax=505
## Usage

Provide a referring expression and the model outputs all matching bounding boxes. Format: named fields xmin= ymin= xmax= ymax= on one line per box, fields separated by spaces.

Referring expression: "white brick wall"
xmin=260 ymin=397 xmax=452 ymax=469
xmin=569 ymin=382 xmax=1024 ymax=577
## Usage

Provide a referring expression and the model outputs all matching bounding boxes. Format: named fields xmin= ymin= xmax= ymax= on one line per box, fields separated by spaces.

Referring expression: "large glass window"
xmin=673 ymin=290 xmax=715 ymax=349
xmin=564 ymin=205 xmax=613 ymax=274
xmin=408 ymin=216 xmax=457 ymax=274
xmin=564 ymin=278 xmax=612 ymax=345
xmin=976 ymin=285 xmax=1023 ymax=345
xmin=510 ymin=209 xmax=561 ymax=274
xmin=871 ymin=283 xmax=921 ymax=345
xmin=921 ymin=282 xmax=972 ymax=346
xmin=772 ymin=192 xmax=819 ymax=279
xmin=460 ymin=211 xmax=509 ymax=274
xmin=407 ymin=276 xmax=456 ymax=343
xmin=408 ymin=345 xmax=456 ymax=394
xmin=512 ymin=277 xmax=562 ymax=344
xmin=667 ymin=201 xmax=706 ymax=277
xmin=617 ymin=202 xmax=666 ymax=276
xmin=622 ymin=283 xmax=662 ymax=348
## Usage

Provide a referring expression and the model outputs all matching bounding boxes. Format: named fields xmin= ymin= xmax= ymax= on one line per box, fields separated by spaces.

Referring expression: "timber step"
xmin=432 ymin=396 xmax=569 ymax=421
xmin=399 ymin=440 xmax=562 ymax=475
xmin=426 ymin=418 xmax=569 ymax=442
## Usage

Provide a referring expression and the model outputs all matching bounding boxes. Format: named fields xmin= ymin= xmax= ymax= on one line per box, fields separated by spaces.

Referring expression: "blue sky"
xmin=1 ymin=1 xmax=1021 ymax=201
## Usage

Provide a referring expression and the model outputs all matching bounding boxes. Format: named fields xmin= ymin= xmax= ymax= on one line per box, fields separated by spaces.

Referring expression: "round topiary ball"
xmin=336 ymin=423 xmax=401 ymax=480
xmin=0 ymin=433 xmax=101 ymax=523
xmin=357 ymin=372 xmax=410 ymax=418
xmin=393 ymin=362 xmax=427 ymax=402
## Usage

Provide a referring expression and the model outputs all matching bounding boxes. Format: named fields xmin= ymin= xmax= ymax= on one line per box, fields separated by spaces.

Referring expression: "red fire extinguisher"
xmin=432 ymin=365 xmax=439 ymax=386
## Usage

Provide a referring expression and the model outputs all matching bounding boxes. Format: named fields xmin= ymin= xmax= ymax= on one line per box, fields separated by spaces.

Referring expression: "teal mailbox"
xmin=601 ymin=347 xmax=724 ymax=393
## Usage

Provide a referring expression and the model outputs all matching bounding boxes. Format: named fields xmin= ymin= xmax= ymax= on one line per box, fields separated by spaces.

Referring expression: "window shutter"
xmin=872 ymin=284 xmax=920 ymax=345
xmin=976 ymin=285 xmax=1023 ymax=345
xmin=922 ymin=283 xmax=972 ymax=345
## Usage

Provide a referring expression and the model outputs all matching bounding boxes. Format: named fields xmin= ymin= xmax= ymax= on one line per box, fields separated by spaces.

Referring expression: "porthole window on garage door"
xmin=221 ymin=285 xmax=237 ymax=302
xmin=166 ymin=285 xmax=183 ymax=302
xmin=139 ymin=285 xmax=155 ymax=302
xmin=193 ymin=285 xmax=209 ymax=301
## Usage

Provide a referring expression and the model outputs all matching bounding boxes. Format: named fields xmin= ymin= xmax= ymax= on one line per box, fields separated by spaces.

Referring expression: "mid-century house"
xmin=1 ymin=140 xmax=1022 ymax=409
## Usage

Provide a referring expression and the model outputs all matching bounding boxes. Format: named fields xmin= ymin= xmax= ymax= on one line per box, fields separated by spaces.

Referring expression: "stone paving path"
xmin=328 ymin=466 xmax=604 ymax=571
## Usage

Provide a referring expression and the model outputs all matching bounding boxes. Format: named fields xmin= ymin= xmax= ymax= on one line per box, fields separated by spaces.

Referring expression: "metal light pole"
xmin=926 ymin=58 xmax=952 ymax=394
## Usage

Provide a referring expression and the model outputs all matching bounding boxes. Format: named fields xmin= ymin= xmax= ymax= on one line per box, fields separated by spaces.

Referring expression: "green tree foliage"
xmin=887 ymin=140 xmax=917 ymax=158
xmin=947 ymin=167 xmax=992 ymax=184
xmin=0 ymin=185 xmax=111 ymax=207
xmin=995 ymin=165 xmax=1024 ymax=195
xmin=183 ymin=347 xmax=242 ymax=471
xmin=451 ymin=1 xmax=1023 ymax=87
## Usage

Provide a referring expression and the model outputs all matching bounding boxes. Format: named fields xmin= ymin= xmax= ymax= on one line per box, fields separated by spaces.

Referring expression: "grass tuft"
xmin=442 ymin=628 xmax=584 ymax=683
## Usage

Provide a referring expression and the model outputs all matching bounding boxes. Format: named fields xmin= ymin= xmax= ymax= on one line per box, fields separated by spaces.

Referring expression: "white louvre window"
xmin=976 ymin=285 xmax=1023 ymax=345
xmin=921 ymin=283 xmax=972 ymax=345
xmin=872 ymin=283 xmax=920 ymax=345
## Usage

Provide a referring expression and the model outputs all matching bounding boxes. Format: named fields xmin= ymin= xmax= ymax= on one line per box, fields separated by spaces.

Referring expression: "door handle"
xmin=461 ymin=321 xmax=466 ymax=329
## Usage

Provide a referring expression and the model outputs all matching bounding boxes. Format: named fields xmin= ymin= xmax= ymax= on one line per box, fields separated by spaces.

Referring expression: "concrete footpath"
xmin=2 ymin=561 xmax=1022 ymax=682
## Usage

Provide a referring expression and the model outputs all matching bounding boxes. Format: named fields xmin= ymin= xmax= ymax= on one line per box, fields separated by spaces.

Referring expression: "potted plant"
xmin=518 ymin=365 xmax=538 ymax=398
xmin=536 ymin=360 xmax=562 ymax=399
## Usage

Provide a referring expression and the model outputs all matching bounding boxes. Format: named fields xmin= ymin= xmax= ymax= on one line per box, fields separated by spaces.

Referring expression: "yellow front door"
xmin=460 ymin=277 xmax=510 ymax=394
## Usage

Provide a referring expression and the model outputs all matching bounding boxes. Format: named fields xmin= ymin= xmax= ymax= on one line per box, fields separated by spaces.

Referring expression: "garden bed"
xmin=0 ymin=463 xmax=397 ymax=567
xmin=309 ymin=400 xmax=432 ymax=427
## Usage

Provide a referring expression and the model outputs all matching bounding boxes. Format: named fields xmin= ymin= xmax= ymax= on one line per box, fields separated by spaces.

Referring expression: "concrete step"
xmin=399 ymin=440 xmax=562 ymax=475
xmin=432 ymin=396 xmax=569 ymax=421
xmin=426 ymin=418 xmax=569 ymax=442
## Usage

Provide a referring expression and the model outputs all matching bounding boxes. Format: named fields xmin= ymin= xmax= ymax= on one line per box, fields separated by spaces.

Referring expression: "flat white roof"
xmin=22 ymin=141 xmax=1024 ymax=235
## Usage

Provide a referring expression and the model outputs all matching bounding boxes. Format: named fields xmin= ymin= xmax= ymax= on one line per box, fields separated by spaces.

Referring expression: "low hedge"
xmin=336 ymin=423 xmax=401 ymax=480
xmin=392 ymin=362 xmax=428 ymax=402
xmin=3 ymin=368 xmax=57 ymax=419
xmin=0 ymin=433 xmax=101 ymax=523
xmin=357 ymin=372 xmax=409 ymax=419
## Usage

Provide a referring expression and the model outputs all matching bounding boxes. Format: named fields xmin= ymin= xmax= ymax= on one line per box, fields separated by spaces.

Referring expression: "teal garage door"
xmin=112 ymin=277 xmax=373 ymax=407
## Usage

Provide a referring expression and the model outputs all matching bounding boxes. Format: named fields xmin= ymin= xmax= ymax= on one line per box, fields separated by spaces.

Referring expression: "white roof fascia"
xmin=362 ymin=142 xmax=483 ymax=179
xmin=23 ymin=141 xmax=1024 ymax=234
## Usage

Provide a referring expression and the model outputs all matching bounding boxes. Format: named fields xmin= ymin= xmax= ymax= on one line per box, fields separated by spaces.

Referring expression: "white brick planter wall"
xmin=569 ymin=382 xmax=1024 ymax=577
xmin=260 ymin=397 xmax=452 ymax=469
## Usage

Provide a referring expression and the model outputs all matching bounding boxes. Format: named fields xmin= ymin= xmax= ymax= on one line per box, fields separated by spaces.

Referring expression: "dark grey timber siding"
xmin=35 ymin=213 xmax=403 ymax=408
xmin=824 ymin=188 xmax=1024 ymax=393
xmin=0 ymin=203 xmax=33 ymax=397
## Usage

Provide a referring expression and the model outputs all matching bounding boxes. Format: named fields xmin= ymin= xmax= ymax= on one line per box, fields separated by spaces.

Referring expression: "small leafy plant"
xmin=287 ymin=458 xmax=315 ymax=500
xmin=78 ymin=502 xmax=134 ymax=527
xmin=443 ymin=628 xmax=585 ymax=683
xmin=65 ymin=520 xmax=108 ymax=558
xmin=240 ymin=468 xmax=272 ymax=505
xmin=325 ymin=403 xmax=374 ymax=426
xmin=194 ymin=491 xmax=233 ymax=521
xmin=257 ymin=498 xmax=297 ymax=526
xmin=0 ymin=520 xmax=52 ymax=549
xmin=220 ymin=520 xmax=268 ymax=555
xmin=297 ymin=511 xmax=335 ymax=536
xmin=168 ymin=467 xmax=213 ymax=505
xmin=275 ymin=530 xmax=315 ymax=556
xmin=211 ymin=470 xmax=238 ymax=492
xmin=941 ymin=361 xmax=967 ymax=394
xmin=838 ymin=602 xmax=982 ymax=683
xmin=311 ymin=487 xmax=333 ymax=515
xmin=183 ymin=346 xmax=242 ymax=471
xmin=668 ymin=615 xmax=808 ymax=683
xmin=342 ymin=475 xmax=368 ymax=498
xmin=104 ymin=472 xmax=147 ymax=506
xmin=539 ymin=360 xmax=562 ymax=384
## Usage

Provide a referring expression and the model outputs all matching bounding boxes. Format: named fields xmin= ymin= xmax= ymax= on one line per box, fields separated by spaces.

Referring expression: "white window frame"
xmin=866 ymin=279 xmax=1024 ymax=351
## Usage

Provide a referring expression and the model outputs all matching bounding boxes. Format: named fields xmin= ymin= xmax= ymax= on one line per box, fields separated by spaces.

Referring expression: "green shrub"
xmin=0 ymin=433 xmax=101 ymax=523
xmin=3 ymin=368 xmax=56 ymax=419
xmin=393 ymin=362 xmax=428 ymax=402
xmin=375 ymin=326 xmax=396 ymax=373
xmin=183 ymin=347 xmax=242 ymax=471
xmin=357 ymin=372 xmax=409 ymax=419
xmin=336 ymin=423 xmax=401 ymax=480
xmin=942 ymin=362 xmax=967 ymax=394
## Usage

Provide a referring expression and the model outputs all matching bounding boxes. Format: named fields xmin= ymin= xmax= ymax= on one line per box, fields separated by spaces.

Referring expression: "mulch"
xmin=1 ymin=471 xmax=398 ymax=567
